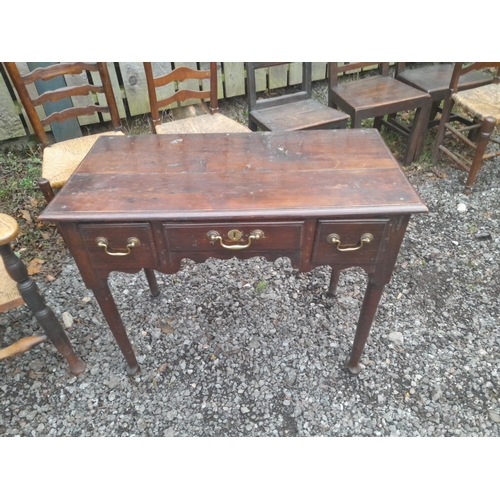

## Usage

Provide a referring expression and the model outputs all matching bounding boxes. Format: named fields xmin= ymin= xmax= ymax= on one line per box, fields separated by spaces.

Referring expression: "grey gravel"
xmin=1 ymin=85 xmax=499 ymax=437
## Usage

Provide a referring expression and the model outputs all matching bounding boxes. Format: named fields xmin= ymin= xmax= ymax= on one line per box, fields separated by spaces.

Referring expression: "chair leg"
xmin=433 ymin=97 xmax=455 ymax=164
xmin=0 ymin=244 xmax=86 ymax=375
xmin=403 ymin=99 xmax=431 ymax=166
xmin=248 ymin=117 xmax=258 ymax=131
xmin=463 ymin=116 xmax=496 ymax=195
xmin=429 ymin=101 xmax=440 ymax=122
xmin=351 ymin=114 xmax=363 ymax=128
xmin=39 ymin=178 xmax=56 ymax=203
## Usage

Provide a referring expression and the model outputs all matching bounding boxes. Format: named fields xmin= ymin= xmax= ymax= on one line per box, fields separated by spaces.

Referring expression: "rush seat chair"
xmin=144 ymin=62 xmax=250 ymax=134
xmin=432 ymin=62 xmax=500 ymax=194
xmin=4 ymin=62 xmax=125 ymax=203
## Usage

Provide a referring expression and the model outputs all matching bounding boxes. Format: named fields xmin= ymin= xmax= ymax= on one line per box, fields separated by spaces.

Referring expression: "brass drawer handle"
xmin=327 ymin=232 xmax=373 ymax=252
xmin=95 ymin=237 xmax=140 ymax=256
xmin=207 ymin=229 xmax=264 ymax=250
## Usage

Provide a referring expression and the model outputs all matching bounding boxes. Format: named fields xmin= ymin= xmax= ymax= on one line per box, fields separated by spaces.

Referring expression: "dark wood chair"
xmin=394 ymin=63 xmax=494 ymax=130
xmin=0 ymin=213 xmax=86 ymax=374
xmin=246 ymin=62 xmax=349 ymax=131
xmin=328 ymin=62 xmax=432 ymax=165
xmin=143 ymin=62 xmax=250 ymax=134
xmin=4 ymin=62 xmax=125 ymax=203
xmin=432 ymin=62 xmax=500 ymax=194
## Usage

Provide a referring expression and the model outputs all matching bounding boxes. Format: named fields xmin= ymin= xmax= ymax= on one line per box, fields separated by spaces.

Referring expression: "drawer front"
xmin=312 ymin=219 xmax=389 ymax=266
xmin=164 ymin=222 xmax=304 ymax=255
xmin=80 ymin=223 xmax=158 ymax=268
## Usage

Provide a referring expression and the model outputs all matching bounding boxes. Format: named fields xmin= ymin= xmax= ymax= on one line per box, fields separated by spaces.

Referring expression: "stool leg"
xmin=0 ymin=244 xmax=86 ymax=375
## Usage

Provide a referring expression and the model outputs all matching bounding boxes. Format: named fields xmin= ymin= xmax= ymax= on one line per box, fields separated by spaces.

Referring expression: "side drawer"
xmin=311 ymin=219 xmax=389 ymax=266
xmin=79 ymin=223 xmax=158 ymax=268
xmin=164 ymin=221 xmax=304 ymax=254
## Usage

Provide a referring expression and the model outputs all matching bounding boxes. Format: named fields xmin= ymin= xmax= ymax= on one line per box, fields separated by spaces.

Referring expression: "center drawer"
xmin=163 ymin=221 xmax=304 ymax=254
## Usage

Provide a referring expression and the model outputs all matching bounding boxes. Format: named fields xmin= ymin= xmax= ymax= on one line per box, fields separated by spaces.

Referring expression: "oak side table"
xmin=40 ymin=131 xmax=428 ymax=375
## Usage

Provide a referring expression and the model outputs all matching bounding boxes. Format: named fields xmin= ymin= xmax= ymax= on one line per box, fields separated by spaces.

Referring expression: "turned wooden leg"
xmin=463 ymin=116 xmax=496 ymax=195
xmin=143 ymin=268 xmax=160 ymax=297
xmin=0 ymin=243 xmax=86 ymax=375
xmin=92 ymin=284 xmax=140 ymax=375
xmin=346 ymin=276 xmax=386 ymax=376
xmin=326 ymin=268 xmax=341 ymax=297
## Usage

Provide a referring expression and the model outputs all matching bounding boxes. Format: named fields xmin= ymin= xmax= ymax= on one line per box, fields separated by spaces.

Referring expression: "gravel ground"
xmin=1 ymin=85 xmax=499 ymax=438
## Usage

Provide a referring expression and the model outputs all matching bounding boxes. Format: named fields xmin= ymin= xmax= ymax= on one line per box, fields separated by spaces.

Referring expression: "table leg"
xmin=326 ymin=268 xmax=341 ymax=297
xmin=143 ymin=268 xmax=160 ymax=297
xmin=92 ymin=284 xmax=140 ymax=375
xmin=346 ymin=275 xmax=385 ymax=375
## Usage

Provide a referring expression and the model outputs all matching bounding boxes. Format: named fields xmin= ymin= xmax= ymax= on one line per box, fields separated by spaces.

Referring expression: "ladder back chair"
xmin=4 ymin=62 xmax=160 ymax=301
xmin=394 ymin=62 xmax=494 ymax=130
xmin=246 ymin=62 xmax=349 ymax=131
xmin=328 ymin=62 xmax=432 ymax=165
xmin=4 ymin=62 xmax=125 ymax=203
xmin=432 ymin=62 xmax=500 ymax=194
xmin=143 ymin=62 xmax=250 ymax=134
xmin=0 ymin=213 xmax=86 ymax=375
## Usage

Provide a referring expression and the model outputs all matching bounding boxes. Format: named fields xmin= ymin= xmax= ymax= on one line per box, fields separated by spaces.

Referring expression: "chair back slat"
xmin=31 ymin=84 xmax=105 ymax=107
xmin=246 ymin=62 xmax=312 ymax=112
xmin=40 ymin=105 xmax=111 ymax=127
xmin=144 ymin=62 xmax=220 ymax=131
xmin=4 ymin=62 xmax=122 ymax=148
xmin=156 ymin=89 xmax=212 ymax=110
xmin=449 ymin=62 xmax=500 ymax=93
xmin=329 ymin=63 xmax=389 ymax=85
xmin=21 ymin=62 xmax=100 ymax=84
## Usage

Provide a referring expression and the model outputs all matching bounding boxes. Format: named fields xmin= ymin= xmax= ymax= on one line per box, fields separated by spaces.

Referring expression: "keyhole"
xmin=228 ymin=229 xmax=242 ymax=241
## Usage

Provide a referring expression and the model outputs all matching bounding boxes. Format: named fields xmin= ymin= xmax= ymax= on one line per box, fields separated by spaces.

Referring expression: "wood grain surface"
xmin=40 ymin=130 xmax=428 ymax=222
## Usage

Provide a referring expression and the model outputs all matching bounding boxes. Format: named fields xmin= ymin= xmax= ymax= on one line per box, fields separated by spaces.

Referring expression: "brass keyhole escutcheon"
xmin=228 ymin=229 xmax=243 ymax=241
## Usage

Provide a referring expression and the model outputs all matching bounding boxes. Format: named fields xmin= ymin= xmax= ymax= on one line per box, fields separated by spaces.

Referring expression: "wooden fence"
xmin=0 ymin=62 xmax=331 ymax=142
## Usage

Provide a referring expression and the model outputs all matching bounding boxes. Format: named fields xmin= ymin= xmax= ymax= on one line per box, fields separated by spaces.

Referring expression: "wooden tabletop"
xmin=40 ymin=130 xmax=428 ymax=222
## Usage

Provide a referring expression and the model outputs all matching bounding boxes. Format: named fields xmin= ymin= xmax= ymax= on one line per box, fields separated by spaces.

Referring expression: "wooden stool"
xmin=0 ymin=214 xmax=86 ymax=375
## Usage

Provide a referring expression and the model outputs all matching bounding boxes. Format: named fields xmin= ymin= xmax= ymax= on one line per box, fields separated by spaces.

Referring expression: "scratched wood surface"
xmin=40 ymin=129 xmax=428 ymax=222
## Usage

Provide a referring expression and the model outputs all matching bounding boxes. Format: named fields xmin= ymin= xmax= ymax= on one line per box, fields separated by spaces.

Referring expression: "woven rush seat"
xmin=0 ymin=257 xmax=23 ymax=313
xmin=453 ymin=84 xmax=500 ymax=124
xmin=155 ymin=112 xmax=250 ymax=134
xmin=0 ymin=213 xmax=23 ymax=312
xmin=42 ymin=131 xmax=124 ymax=189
